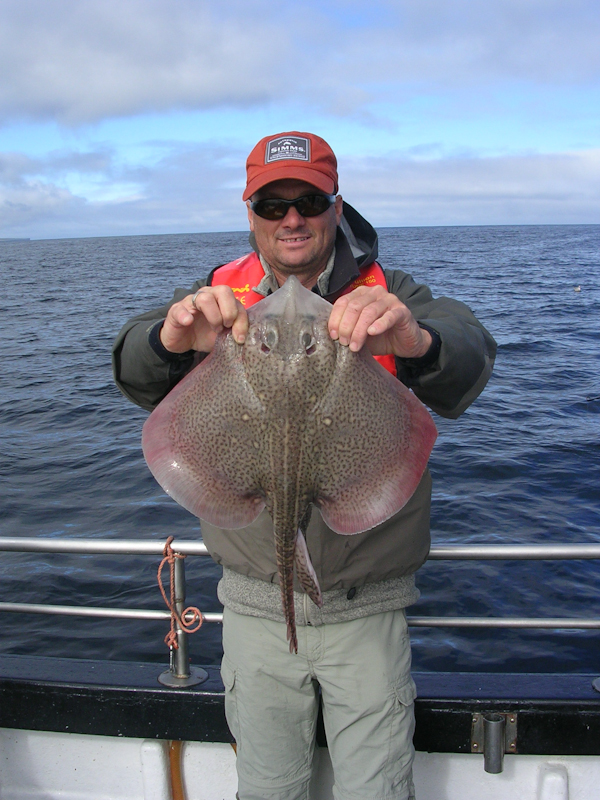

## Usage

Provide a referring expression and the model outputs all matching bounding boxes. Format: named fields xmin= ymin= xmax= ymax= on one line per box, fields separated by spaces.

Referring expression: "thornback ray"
xmin=142 ymin=275 xmax=437 ymax=653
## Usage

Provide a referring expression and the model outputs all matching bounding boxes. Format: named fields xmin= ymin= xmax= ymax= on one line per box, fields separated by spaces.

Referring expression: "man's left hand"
xmin=328 ymin=285 xmax=432 ymax=358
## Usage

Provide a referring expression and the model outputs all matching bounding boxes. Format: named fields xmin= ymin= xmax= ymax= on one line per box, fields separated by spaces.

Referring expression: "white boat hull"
xmin=1 ymin=726 xmax=598 ymax=800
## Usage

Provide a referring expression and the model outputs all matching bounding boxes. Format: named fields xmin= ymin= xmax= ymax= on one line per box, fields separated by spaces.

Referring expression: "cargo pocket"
xmin=221 ymin=656 xmax=240 ymax=745
xmin=386 ymin=676 xmax=417 ymax=789
xmin=393 ymin=676 xmax=417 ymax=708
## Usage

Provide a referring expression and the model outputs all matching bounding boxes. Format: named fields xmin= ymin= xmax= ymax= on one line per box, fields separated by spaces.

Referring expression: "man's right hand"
xmin=159 ymin=285 xmax=249 ymax=354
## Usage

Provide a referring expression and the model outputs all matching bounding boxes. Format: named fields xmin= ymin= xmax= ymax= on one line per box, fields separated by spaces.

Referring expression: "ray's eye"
xmin=301 ymin=331 xmax=317 ymax=355
xmin=261 ymin=329 xmax=277 ymax=354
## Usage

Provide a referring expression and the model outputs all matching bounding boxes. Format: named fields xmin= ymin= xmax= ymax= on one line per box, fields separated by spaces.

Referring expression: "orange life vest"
xmin=210 ymin=252 xmax=397 ymax=376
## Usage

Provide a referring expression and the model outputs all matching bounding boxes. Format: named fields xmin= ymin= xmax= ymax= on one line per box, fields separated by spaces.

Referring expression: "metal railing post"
xmin=172 ymin=557 xmax=189 ymax=678
xmin=158 ymin=556 xmax=208 ymax=688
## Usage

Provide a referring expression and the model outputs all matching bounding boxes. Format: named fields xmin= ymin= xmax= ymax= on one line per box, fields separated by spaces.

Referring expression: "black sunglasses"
xmin=249 ymin=194 xmax=337 ymax=220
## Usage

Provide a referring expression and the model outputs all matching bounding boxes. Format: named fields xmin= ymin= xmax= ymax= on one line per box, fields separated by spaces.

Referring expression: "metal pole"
xmin=158 ymin=555 xmax=208 ymax=688
xmin=428 ymin=544 xmax=600 ymax=560
xmin=172 ymin=557 xmax=189 ymax=678
xmin=483 ymin=713 xmax=506 ymax=773
xmin=2 ymin=537 xmax=600 ymax=559
xmin=0 ymin=537 xmax=212 ymax=556
xmin=407 ymin=616 xmax=600 ymax=628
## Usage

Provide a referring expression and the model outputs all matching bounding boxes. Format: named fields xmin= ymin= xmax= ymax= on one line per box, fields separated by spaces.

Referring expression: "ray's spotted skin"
xmin=142 ymin=277 xmax=437 ymax=653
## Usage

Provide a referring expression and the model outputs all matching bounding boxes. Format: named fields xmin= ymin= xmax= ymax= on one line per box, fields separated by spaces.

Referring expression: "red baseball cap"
xmin=243 ymin=131 xmax=338 ymax=201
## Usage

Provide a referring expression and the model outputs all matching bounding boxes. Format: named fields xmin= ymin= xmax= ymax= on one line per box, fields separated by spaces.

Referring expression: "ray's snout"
xmin=255 ymin=275 xmax=310 ymax=324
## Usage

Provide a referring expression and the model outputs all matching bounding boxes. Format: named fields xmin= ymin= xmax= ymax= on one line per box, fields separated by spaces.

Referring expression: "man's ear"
xmin=334 ymin=195 xmax=343 ymax=225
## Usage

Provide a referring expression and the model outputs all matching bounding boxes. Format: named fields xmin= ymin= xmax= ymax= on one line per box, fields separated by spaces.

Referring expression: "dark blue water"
xmin=1 ymin=226 xmax=599 ymax=672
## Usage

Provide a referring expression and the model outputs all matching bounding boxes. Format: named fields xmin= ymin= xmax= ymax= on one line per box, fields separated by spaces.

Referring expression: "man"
xmin=113 ymin=131 xmax=496 ymax=800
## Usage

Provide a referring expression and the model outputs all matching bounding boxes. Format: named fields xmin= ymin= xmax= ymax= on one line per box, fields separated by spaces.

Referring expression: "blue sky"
xmin=1 ymin=0 xmax=599 ymax=239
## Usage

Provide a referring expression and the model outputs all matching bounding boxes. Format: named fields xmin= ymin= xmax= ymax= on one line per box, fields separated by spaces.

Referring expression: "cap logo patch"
xmin=265 ymin=136 xmax=310 ymax=164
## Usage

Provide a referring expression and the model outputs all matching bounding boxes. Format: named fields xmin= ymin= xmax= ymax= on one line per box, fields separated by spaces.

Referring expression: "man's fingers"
xmin=168 ymin=301 xmax=197 ymax=329
xmin=189 ymin=286 xmax=234 ymax=330
xmin=230 ymin=307 xmax=248 ymax=344
xmin=329 ymin=287 xmax=400 ymax=350
xmin=328 ymin=285 xmax=431 ymax=357
xmin=366 ymin=308 xmax=404 ymax=337
xmin=162 ymin=286 xmax=249 ymax=352
xmin=345 ymin=301 xmax=395 ymax=351
xmin=196 ymin=286 xmax=248 ymax=342
xmin=328 ymin=289 xmax=371 ymax=339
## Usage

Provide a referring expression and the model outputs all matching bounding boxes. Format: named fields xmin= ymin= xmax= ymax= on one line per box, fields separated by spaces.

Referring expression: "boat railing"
xmin=1 ymin=537 xmax=599 ymax=686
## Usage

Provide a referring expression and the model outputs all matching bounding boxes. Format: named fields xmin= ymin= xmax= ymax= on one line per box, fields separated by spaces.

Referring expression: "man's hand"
xmin=328 ymin=285 xmax=432 ymax=358
xmin=159 ymin=286 xmax=249 ymax=354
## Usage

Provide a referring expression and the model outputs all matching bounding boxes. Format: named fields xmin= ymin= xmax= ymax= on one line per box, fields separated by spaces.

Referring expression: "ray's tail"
xmin=274 ymin=526 xmax=299 ymax=653
xmin=274 ymin=527 xmax=324 ymax=655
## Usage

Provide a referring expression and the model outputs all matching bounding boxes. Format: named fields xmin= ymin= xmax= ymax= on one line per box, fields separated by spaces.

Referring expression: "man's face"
xmin=247 ymin=178 xmax=343 ymax=285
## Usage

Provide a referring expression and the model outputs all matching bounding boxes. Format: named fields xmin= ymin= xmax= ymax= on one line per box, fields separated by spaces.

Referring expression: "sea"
xmin=1 ymin=225 xmax=599 ymax=673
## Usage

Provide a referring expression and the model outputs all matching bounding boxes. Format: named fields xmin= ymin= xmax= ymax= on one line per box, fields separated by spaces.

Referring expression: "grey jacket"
xmin=112 ymin=204 xmax=496 ymax=624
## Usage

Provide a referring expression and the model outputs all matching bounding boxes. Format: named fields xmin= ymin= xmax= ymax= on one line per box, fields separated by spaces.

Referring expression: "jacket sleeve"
xmin=384 ymin=269 xmax=496 ymax=419
xmin=111 ymin=280 xmax=207 ymax=411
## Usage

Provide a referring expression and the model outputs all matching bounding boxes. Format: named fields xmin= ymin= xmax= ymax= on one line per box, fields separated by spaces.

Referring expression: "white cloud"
xmin=0 ymin=142 xmax=248 ymax=238
xmin=0 ymin=0 xmax=291 ymax=125
xmin=0 ymin=0 xmax=598 ymax=125
xmin=341 ymin=149 xmax=600 ymax=226
xmin=329 ymin=0 xmax=600 ymax=86
xmin=1 ymin=144 xmax=598 ymax=239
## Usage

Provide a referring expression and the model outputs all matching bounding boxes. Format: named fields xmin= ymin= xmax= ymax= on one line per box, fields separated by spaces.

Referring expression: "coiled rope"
xmin=157 ymin=536 xmax=203 ymax=649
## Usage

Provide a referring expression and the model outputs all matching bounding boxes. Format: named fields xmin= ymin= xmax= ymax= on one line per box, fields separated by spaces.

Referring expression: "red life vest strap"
xmin=210 ymin=252 xmax=265 ymax=307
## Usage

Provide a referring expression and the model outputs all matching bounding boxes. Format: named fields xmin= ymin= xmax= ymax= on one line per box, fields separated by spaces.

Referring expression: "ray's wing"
xmin=142 ymin=334 xmax=266 ymax=528
xmin=313 ymin=346 xmax=437 ymax=534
